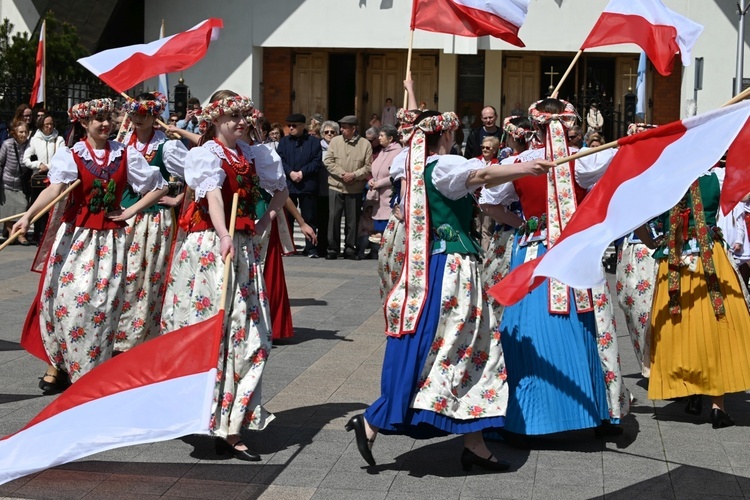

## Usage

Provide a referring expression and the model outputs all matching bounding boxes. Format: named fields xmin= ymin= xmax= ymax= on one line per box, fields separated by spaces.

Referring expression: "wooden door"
xmin=293 ymin=52 xmax=328 ymax=120
xmin=365 ymin=53 xmax=403 ymax=125
xmin=410 ymin=54 xmax=439 ymax=111
xmin=502 ymin=55 xmax=539 ymax=118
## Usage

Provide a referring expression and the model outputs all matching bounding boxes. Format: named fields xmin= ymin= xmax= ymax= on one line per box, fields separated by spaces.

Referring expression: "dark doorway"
xmin=328 ymin=54 xmax=356 ymax=121
xmin=539 ymin=56 xmax=576 ymax=102
xmin=578 ymin=56 xmax=617 ymax=140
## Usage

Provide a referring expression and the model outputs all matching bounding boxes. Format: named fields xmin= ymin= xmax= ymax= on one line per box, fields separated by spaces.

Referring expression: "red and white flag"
xmin=490 ymin=100 xmax=750 ymax=306
xmin=581 ymin=0 xmax=703 ymax=76
xmin=411 ymin=0 xmax=529 ymax=47
xmin=77 ymin=18 xmax=223 ymax=92
xmin=720 ymin=119 xmax=750 ymax=215
xmin=0 ymin=313 xmax=224 ymax=484
xmin=29 ymin=20 xmax=45 ymax=106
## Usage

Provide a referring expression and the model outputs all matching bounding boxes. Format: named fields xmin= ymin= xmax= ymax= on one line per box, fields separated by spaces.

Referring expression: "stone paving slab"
xmin=1 ymin=245 xmax=750 ymax=498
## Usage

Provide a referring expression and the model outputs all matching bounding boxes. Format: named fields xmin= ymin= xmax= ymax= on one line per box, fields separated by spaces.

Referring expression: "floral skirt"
xmin=500 ymin=237 xmax=609 ymax=435
xmin=161 ymin=229 xmax=274 ymax=436
xmin=377 ymin=213 xmax=406 ymax=301
xmin=648 ymin=246 xmax=750 ymax=399
xmin=616 ymin=240 xmax=657 ymax=377
xmin=482 ymin=227 xmax=514 ymax=317
xmin=366 ymin=253 xmax=507 ymax=439
xmin=115 ymin=209 xmax=174 ymax=351
xmin=40 ymin=223 xmax=127 ymax=382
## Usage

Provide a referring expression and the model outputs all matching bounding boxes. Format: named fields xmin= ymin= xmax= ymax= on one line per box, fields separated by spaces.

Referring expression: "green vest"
xmin=121 ymin=142 xmax=169 ymax=213
xmin=424 ymin=159 xmax=481 ymax=256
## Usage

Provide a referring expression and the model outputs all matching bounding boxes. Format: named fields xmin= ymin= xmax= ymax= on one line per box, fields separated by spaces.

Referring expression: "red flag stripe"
xmin=721 ymin=118 xmax=750 ymax=215
xmin=581 ymin=13 xmax=679 ymax=76
xmin=4 ymin=312 xmax=224 ymax=439
xmin=412 ymin=0 xmax=525 ymax=47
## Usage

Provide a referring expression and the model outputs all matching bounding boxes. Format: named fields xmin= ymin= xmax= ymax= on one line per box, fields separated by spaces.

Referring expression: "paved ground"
xmin=1 ymin=243 xmax=750 ymax=499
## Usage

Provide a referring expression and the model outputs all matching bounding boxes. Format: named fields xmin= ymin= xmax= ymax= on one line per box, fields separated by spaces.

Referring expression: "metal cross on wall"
xmin=545 ymin=65 xmax=559 ymax=89
xmin=624 ymin=66 xmax=638 ymax=92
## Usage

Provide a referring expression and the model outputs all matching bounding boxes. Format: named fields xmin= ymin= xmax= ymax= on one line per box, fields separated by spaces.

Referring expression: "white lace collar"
xmin=204 ymin=139 xmax=256 ymax=162
xmin=72 ymin=140 xmax=125 ymax=162
xmin=122 ymin=129 xmax=167 ymax=157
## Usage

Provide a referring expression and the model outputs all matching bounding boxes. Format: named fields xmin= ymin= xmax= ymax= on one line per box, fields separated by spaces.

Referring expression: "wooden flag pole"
xmin=551 ymin=49 xmax=583 ymax=99
xmin=218 ymin=193 xmax=240 ymax=312
xmin=0 ymin=180 xmax=81 ymax=252
xmin=0 ymin=212 xmax=27 ymax=224
xmin=723 ymin=84 xmax=750 ymax=106
xmin=403 ymin=30 xmax=415 ymax=109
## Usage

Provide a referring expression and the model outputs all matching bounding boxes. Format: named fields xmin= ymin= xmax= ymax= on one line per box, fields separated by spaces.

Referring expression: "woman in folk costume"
xmin=161 ymin=90 xmax=287 ymax=459
xmin=643 ymin=167 xmax=750 ymax=428
xmin=488 ymin=98 xmax=627 ymax=437
xmin=346 ymin=110 xmax=554 ymax=472
xmin=615 ymin=123 xmax=660 ymax=378
xmin=13 ymin=98 xmax=168 ymax=387
xmin=479 ymin=116 xmax=532 ymax=310
xmin=115 ymin=92 xmax=187 ymax=352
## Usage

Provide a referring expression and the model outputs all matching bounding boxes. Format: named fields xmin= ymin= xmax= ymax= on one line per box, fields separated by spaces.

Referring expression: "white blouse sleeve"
xmin=126 ymin=146 xmax=167 ymax=194
xmin=431 ymin=155 xmax=485 ymax=200
xmin=479 ymin=182 xmax=519 ymax=206
xmin=161 ymin=140 xmax=188 ymax=179
xmin=249 ymin=143 xmax=287 ymax=193
xmin=47 ymin=147 xmax=79 ymax=184
xmin=389 ymin=148 xmax=408 ymax=181
xmin=185 ymin=147 xmax=226 ymax=200
xmin=575 ymin=147 xmax=617 ymax=190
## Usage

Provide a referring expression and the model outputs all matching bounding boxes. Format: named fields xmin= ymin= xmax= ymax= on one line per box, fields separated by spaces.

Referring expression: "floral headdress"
xmin=503 ymin=115 xmax=533 ymax=141
xmin=414 ymin=111 xmax=461 ymax=134
xmin=123 ymin=92 xmax=168 ymax=117
xmin=528 ymin=99 xmax=579 ymax=129
xmin=627 ymin=122 xmax=657 ymax=136
xmin=396 ymin=108 xmax=421 ymax=143
xmin=68 ymin=98 xmax=116 ymax=122
xmin=246 ymin=107 xmax=263 ymax=127
xmin=200 ymin=95 xmax=254 ymax=123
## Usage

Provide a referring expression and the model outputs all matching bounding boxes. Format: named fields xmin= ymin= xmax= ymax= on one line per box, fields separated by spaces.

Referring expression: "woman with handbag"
xmin=23 ymin=114 xmax=65 ymax=244
xmin=0 ymin=120 xmax=31 ymax=244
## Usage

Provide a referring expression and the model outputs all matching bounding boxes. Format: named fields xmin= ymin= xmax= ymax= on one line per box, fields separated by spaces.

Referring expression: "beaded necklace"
xmin=85 ymin=140 xmax=110 ymax=168
xmin=129 ymin=129 xmax=156 ymax=162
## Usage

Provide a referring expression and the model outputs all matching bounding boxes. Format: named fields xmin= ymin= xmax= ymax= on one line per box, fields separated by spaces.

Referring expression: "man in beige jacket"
xmin=323 ymin=115 xmax=373 ymax=260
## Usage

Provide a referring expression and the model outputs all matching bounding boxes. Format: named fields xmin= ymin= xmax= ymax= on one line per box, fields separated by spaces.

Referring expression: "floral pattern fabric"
xmin=615 ymin=239 xmax=658 ymax=377
xmin=411 ymin=254 xmax=508 ymax=420
xmin=40 ymin=223 xmax=127 ymax=382
xmin=161 ymin=230 xmax=274 ymax=436
xmin=481 ymin=227 xmax=514 ymax=316
xmin=115 ymin=209 xmax=175 ymax=351
xmin=378 ymin=212 xmax=406 ymax=300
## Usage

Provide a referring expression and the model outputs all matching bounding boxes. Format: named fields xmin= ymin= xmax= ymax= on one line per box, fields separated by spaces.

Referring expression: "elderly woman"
xmin=316 ymin=120 xmax=339 ymax=255
xmin=365 ymin=124 xmax=402 ymax=259
xmin=0 ymin=120 xmax=30 ymax=244
xmin=347 ymin=110 xmax=553 ymax=472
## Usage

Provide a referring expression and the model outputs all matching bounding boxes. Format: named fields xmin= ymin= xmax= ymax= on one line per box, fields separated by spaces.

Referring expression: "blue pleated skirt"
xmin=365 ymin=253 xmax=506 ymax=439
xmin=500 ymin=236 xmax=609 ymax=435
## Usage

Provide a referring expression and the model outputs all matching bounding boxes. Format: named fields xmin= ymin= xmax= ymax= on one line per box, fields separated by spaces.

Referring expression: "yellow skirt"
xmin=648 ymin=246 xmax=750 ymax=399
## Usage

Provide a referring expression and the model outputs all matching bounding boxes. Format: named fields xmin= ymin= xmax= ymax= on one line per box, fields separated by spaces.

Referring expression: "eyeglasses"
xmin=481 ymin=146 xmax=494 ymax=150
xmin=568 ymin=134 xmax=578 ymax=139
xmin=287 ymin=123 xmax=299 ymax=128
xmin=323 ymin=130 xmax=335 ymax=135
xmin=169 ymin=118 xmax=178 ymax=123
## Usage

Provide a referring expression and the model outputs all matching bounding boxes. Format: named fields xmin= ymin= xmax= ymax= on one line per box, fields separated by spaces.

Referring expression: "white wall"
xmin=1 ymin=1 xmax=40 ymax=38
xmin=141 ymin=0 xmax=750 ymax=115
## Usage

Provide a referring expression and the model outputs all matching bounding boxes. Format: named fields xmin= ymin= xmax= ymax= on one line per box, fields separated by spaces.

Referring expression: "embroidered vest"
xmin=63 ymin=147 xmax=128 ymax=230
xmin=187 ymin=157 xmax=258 ymax=234
xmin=424 ymin=160 xmax=481 ymax=256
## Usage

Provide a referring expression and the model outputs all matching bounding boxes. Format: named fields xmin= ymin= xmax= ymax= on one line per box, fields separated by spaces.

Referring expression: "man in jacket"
xmin=277 ymin=113 xmax=323 ymax=257
xmin=463 ymin=106 xmax=501 ymax=159
xmin=323 ymin=115 xmax=372 ymax=260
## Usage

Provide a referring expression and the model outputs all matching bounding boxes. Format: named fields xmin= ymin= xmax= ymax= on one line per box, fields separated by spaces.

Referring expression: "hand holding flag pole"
xmin=0 ymin=180 xmax=81 ymax=252
xmin=0 ymin=212 xmax=28 ymax=224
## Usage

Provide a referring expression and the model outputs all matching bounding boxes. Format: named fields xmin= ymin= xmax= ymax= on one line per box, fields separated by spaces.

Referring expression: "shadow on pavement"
xmin=273 ymin=327 xmax=352 ymax=346
xmin=0 ymin=339 xmax=23 ymax=351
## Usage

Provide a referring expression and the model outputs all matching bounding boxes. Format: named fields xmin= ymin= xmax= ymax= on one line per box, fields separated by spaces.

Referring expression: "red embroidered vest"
xmin=63 ymin=147 xmax=128 ymax=230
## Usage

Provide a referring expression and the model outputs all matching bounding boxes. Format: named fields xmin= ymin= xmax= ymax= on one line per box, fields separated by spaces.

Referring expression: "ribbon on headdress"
xmin=529 ymin=99 xmax=592 ymax=314
xmin=384 ymin=111 xmax=461 ymax=336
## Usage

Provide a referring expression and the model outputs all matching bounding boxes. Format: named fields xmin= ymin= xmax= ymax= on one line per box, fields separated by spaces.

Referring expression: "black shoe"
xmin=460 ymin=448 xmax=510 ymax=472
xmin=38 ymin=370 xmax=70 ymax=395
xmin=308 ymin=253 xmax=319 ymax=259
xmin=594 ymin=420 xmax=624 ymax=437
xmin=685 ymin=395 xmax=703 ymax=415
xmin=325 ymin=253 xmax=337 ymax=260
xmin=215 ymin=438 xmax=261 ymax=461
xmin=344 ymin=254 xmax=361 ymax=261
xmin=345 ymin=414 xmax=376 ymax=466
xmin=710 ymin=408 xmax=735 ymax=429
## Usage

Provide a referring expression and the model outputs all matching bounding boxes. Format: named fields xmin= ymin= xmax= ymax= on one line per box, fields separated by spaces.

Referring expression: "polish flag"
xmin=411 ymin=0 xmax=529 ymax=47
xmin=490 ymin=100 xmax=750 ymax=306
xmin=29 ymin=20 xmax=45 ymax=106
xmin=78 ymin=18 xmax=223 ymax=92
xmin=720 ymin=119 xmax=750 ymax=215
xmin=581 ymin=0 xmax=703 ymax=76
xmin=0 ymin=313 xmax=224 ymax=484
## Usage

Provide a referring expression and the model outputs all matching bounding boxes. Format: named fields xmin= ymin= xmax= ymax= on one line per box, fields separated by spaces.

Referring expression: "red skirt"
xmin=266 ymin=220 xmax=294 ymax=340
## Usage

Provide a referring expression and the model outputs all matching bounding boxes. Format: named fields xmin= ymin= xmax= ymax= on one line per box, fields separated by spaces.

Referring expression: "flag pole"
xmin=218 ymin=193 xmax=240 ymax=312
xmin=0 ymin=212 xmax=27 ymax=224
xmin=723 ymin=84 xmax=750 ymax=106
xmin=551 ymin=49 xmax=583 ymax=99
xmin=403 ymin=29 xmax=415 ymax=108
xmin=0 ymin=180 xmax=81 ymax=252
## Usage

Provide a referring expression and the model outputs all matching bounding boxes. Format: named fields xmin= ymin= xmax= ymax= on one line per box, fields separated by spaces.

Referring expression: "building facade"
xmin=4 ymin=0 xmax=746 ymax=137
